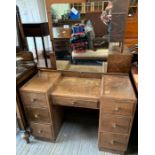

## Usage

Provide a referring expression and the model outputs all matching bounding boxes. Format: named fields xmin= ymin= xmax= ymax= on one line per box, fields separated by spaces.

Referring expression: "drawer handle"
xmin=71 ymin=101 xmax=76 ymax=105
xmin=110 ymin=140 xmax=125 ymax=145
xmin=114 ymin=107 xmax=120 ymax=112
xmin=112 ymin=123 xmax=117 ymax=128
xmin=38 ymin=130 xmax=42 ymax=134
xmin=112 ymin=123 xmax=128 ymax=129
xmin=31 ymin=98 xmax=37 ymax=103
xmin=34 ymin=114 xmax=39 ymax=118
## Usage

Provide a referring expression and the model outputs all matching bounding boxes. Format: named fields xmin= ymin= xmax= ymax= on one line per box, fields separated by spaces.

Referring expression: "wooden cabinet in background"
xmin=124 ymin=14 xmax=138 ymax=47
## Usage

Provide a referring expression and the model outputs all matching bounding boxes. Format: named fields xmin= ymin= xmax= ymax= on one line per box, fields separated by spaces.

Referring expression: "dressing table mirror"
xmin=43 ymin=0 xmax=133 ymax=74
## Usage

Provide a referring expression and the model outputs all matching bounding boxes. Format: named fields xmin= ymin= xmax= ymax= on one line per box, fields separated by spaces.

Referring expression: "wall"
xmin=16 ymin=0 xmax=52 ymax=58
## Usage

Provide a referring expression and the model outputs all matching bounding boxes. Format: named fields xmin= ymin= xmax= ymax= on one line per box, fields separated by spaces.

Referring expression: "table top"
xmin=21 ymin=71 xmax=136 ymax=102
xmin=52 ymin=27 xmax=71 ymax=39
xmin=52 ymin=76 xmax=101 ymax=100
xmin=21 ymin=71 xmax=61 ymax=93
xmin=102 ymin=74 xmax=136 ymax=101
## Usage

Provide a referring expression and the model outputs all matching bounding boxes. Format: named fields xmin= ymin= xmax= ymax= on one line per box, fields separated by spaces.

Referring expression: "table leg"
xmin=33 ymin=37 xmax=39 ymax=61
xmin=41 ymin=36 xmax=48 ymax=67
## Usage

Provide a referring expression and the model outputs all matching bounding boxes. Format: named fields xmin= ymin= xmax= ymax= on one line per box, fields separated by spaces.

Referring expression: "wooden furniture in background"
xmin=16 ymin=51 xmax=34 ymax=61
xmin=124 ymin=5 xmax=138 ymax=48
xmin=124 ymin=16 xmax=138 ymax=47
xmin=52 ymin=27 xmax=71 ymax=56
xmin=16 ymin=62 xmax=37 ymax=142
xmin=23 ymin=22 xmax=50 ymax=67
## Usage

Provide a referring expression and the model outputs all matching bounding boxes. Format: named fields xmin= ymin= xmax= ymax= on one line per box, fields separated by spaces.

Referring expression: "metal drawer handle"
xmin=110 ymin=140 xmax=125 ymax=145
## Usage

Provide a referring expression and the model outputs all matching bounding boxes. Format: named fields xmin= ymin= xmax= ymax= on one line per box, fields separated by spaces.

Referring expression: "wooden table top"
xmin=52 ymin=76 xmax=101 ymax=100
xmin=21 ymin=71 xmax=61 ymax=93
xmin=52 ymin=27 xmax=71 ymax=39
xmin=102 ymin=75 xmax=136 ymax=101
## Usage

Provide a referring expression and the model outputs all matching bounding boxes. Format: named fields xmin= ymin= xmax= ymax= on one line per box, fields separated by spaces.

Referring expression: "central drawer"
xmin=52 ymin=96 xmax=99 ymax=109
xmin=25 ymin=107 xmax=51 ymax=123
xmin=100 ymin=114 xmax=131 ymax=134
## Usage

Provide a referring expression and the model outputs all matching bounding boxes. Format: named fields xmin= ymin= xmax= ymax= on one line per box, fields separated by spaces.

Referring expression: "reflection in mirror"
xmin=49 ymin=1 xmax=129 ymax=73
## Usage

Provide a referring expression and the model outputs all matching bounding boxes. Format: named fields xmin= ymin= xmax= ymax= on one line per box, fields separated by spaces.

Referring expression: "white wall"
xmin=16 ymin=0 xmax=51 ymax=58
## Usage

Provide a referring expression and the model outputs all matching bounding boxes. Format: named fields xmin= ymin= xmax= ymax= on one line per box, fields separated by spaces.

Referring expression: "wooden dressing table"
xmin=20 ymin=70 xmax=136 ymax=155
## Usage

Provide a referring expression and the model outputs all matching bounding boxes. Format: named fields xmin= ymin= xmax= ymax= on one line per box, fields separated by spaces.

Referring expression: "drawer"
xmin=52 ymin=96 xmax=99 ymax=109
xmin=101 ymin=99 xmax=135 ymax=116
xmin=21 ymin=92 xmax=47 ymax=108
xmin=30 ymin=123 xmax=54 ymax=140
xmin=100 ymin=114 xmax=131 ymax=134
xmin=99 ymin=132 xmax=128 ymax=151
xmin=25 ymin=107 xmax=50 ymax=123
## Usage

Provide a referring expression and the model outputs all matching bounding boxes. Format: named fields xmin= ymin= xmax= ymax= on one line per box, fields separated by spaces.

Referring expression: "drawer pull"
xmin=114 ymin=107 xmax=120 ymax=112
xmin=38 ymin=130 xmax=42 ymax=134
xmin=110 ymin=140 xmax=125 ymax=145
xmin=112 ymin=123 xmax=117 ymax=128
xmin=71 ymin=101 xmax=76 ymax=105
xmin=31 ymin=98 xmax=37 ymax=103
xmin=112 ymin=123 xmax=128 ymax=129
xmin=34 ymin=114 xmax=39 ymax=118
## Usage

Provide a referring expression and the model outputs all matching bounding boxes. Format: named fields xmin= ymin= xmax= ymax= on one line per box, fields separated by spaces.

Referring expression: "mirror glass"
xmin=50 ymin=1 xmax=130 ymax=73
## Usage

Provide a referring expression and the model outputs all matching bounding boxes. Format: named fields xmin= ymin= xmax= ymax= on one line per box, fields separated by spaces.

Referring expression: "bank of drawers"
xmin=99 ymin=98 xmax=136 ymax=153
xmin=20 ymin=91 xmax=54 ymax=140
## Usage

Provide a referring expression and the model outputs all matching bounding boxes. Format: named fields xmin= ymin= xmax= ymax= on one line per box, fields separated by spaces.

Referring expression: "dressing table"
xmin=18 ymin=1 xmax=137 ymax=154
xmin=20 ymin=69 xmax=136 ymax=155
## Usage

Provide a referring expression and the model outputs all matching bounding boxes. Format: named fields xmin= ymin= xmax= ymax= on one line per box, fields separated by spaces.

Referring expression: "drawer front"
xmin=52 ymin=96 xmax=98 ymax=109
xmin=30 ymin=123 xmax=54 ymax=140
xmin=25 ymin=107 xmax=50 ymax=123
xmin=101 ymin=99 xmax=135 ymax=116
xmin=21 ymin=92 xmax=47 ymax=108
xmin=99 ymin=132 xmax=128 ymax=151
xmin=100 ymin=114 xmax=131 ymax=134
